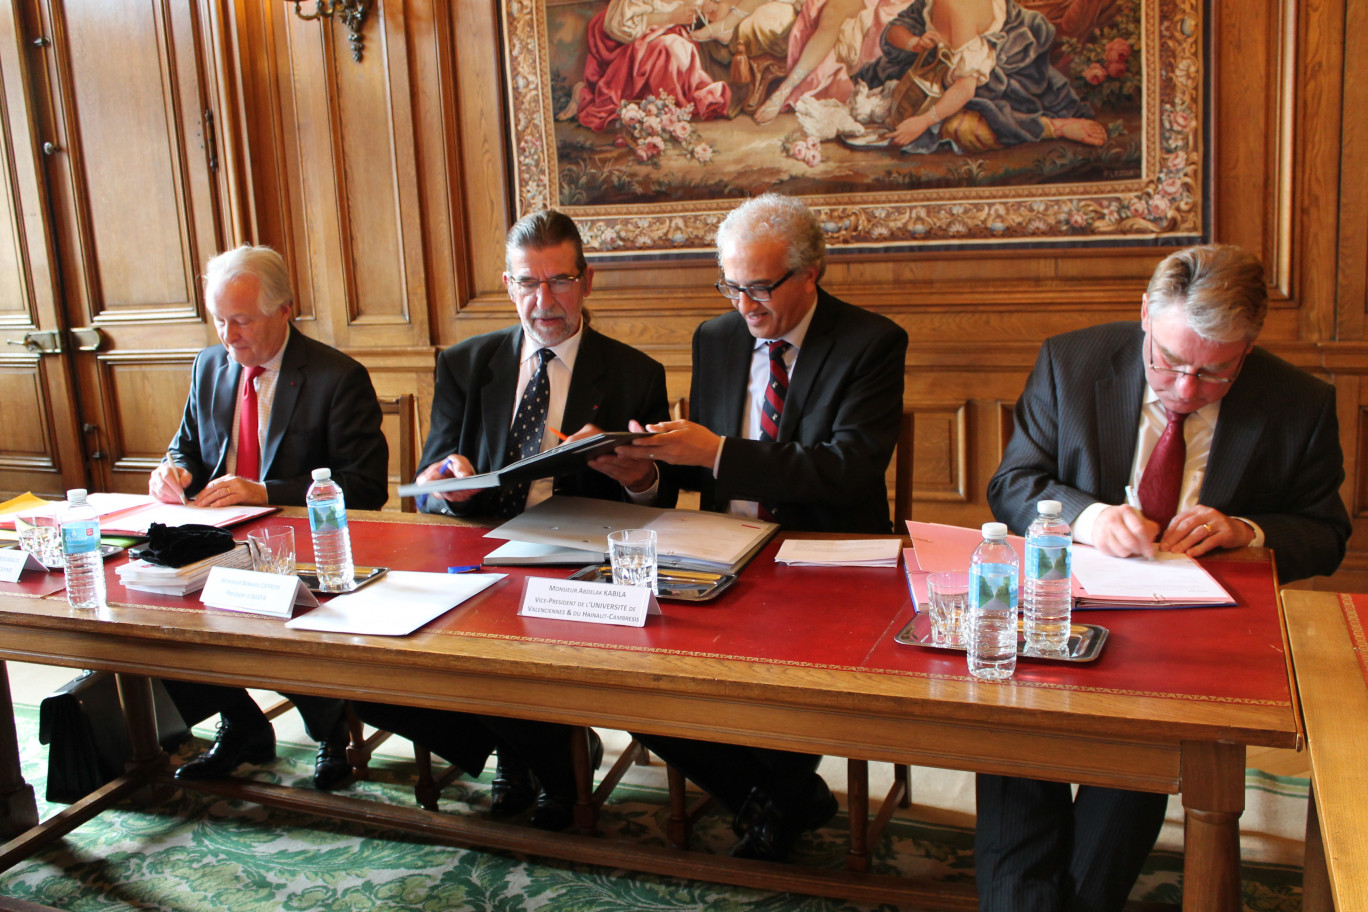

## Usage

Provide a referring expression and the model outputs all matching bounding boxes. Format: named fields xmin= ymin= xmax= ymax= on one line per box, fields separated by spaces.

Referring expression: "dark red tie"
xmin=758 ymin=341 xmax=790 ymax=521
xmin=1138 ymin=407 xmax=1188 ymax=531
xmin=236 ymin=365 xmax=265 ymax=481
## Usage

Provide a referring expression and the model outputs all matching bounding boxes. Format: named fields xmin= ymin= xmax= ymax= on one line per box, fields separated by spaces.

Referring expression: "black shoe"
xmin=175 ymin=719 xmax=276 ymax=781
xmin=528 ymin=729 xmax=604 ymax=831
xmin=312 ymin=736 xmax=352 ymax=791
xmin=730 ymin=777 xmax=838 ymax=863
xmin=489 ymin=754 xmax=538 ymax=817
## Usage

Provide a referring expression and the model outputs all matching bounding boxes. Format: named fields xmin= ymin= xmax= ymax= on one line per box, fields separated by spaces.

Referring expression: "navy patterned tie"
xmin=498 ymin=348 xmax=554 ymax=517
xmin=758 ymin=340 xmax=790 ymax=521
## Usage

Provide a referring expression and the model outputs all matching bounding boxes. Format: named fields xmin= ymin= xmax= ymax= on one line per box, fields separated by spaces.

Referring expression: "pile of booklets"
xmin=116 ymin=543 xmax=253 ymax=596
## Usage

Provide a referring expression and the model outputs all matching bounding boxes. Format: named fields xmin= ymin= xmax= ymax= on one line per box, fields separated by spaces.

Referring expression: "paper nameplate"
xmin=0 ymin=549 xmax=47 ymax=581
xmin=201 ymin=566 xmax=319 ymax=618
xmin=518 ymin=576 xmax=659 ymax=628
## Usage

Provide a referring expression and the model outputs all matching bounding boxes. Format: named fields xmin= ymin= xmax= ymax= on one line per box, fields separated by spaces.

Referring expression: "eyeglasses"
xmin=1145 ymin=334 xmax=1248 ymax=385
xmin=507 ymin=274 xmax=583 ymax=298
xmin=714 ymin=269 xmax=795 ymax=303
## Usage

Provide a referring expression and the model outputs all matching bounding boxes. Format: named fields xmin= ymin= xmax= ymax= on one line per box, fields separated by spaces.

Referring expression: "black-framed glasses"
xmin=714 ymin=269 xmax=795 ymax=303
xmin=1145 ymin=334 xmax=1248 ymax=385
xmin=507 ymin=274 xmax=583 ymax=297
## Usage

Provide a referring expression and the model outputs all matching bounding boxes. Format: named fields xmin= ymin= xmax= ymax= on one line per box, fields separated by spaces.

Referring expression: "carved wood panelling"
xmin=95 ymin=352 xmax=197 ymax=480
xmin=0 ymin=358 xmax=54 ymax=467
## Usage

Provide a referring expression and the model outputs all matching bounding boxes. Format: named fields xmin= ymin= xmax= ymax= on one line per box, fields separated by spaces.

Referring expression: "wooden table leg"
xmin=0 ymin=661 xmax=39 ymax=839
xmin=846 ymin=758 xmax=870 ymax=872
xmin=1301 ymin=785 xmax=1333 ymax=912
xmin=1180 ymin=740 xmax=1244 ymax=912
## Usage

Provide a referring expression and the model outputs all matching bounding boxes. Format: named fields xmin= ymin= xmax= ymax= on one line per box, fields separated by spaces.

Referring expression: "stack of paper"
xmin=906 ymin=520 xmax=1235 ymax=610
xmin=775 ymin=539 xmax=901 ymax=567
xmin=116 ymin=543 xmax=253 ymax=596
xmin=0 ymin=492 xmax=273 ymax=536
xmin=487 ymin=496 xmax=778 ymax=575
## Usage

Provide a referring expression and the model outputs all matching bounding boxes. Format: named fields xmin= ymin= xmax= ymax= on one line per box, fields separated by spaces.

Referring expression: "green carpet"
xmin=0 ymin=706 xmax=1305 ymax=910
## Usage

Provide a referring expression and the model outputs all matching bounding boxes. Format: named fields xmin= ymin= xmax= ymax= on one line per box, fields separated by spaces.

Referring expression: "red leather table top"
xmin=98 ymin=515 xmax=1292 ymax=710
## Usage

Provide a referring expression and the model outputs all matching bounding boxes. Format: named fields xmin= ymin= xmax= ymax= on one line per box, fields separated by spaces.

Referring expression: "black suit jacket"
xmin=988 ymin=321 xmax=1350 ymax=583
xmin=419 ymin=324 xmax=674 ymax=517
xmin=167 ymin=326 xmax=389 ymax=509
xmin=685 ymin=288 xmax=908 ymax=534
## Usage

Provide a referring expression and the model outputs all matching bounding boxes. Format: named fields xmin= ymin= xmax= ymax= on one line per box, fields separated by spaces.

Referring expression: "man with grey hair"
xmin=149 ymin=244 xmax=388 ymax=791
xmin=977 ymin=243 xmax=1350 ymax=911
xmin=620 ymin=193 xmax=908 ymax=862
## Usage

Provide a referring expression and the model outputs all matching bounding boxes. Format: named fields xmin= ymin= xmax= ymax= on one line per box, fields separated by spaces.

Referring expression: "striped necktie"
xmin=758 ymin=341 xmax=790 ymax=522
xmin=497 ymin=348 xmax=554 ymax=516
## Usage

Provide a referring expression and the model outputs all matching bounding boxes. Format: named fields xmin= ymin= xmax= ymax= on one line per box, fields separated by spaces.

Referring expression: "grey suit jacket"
xmin=686 ymin=288 xmax=908 ymax=534
xmin=988 ymin=321 xmax=1350 ymax=583
xmin=167 ymin=326 xmax=389 ymax=509
xmin=418 ymin=323 xmax=674 ymax=517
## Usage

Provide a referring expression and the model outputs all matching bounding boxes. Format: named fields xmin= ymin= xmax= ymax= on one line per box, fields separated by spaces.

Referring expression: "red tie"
xmin=1137 ymin=407 xmax=1189 ymax=531
xmin=236 ymin=365 xmax=265 ymax=481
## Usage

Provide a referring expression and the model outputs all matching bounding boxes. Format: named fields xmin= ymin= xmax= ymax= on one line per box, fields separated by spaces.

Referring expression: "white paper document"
xmin=775 ymin=538 xmax=901 ymax=567
xmin=285 ymin=570 xmax=505 ymax=635
xmin=1070 ymin=547 xmax=1233 ymax=607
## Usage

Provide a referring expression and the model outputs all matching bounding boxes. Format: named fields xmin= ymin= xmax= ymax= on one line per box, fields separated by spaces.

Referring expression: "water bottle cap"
xmin=66 ymin=488 xmax=88 ymax=502
xmin=311 ymin=468 xmax=332 ymax=481
xmin=1037 ymin=500 xmax=1062 ymax=515
xmin=981 ymin=522 xmax=1008 ymax=539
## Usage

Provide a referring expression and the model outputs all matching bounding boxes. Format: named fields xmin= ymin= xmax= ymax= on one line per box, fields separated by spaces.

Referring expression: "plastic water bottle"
xmin=967 ymin=522 xmax=1018 ymax=682
xmin=61 ymin=489 xmax=106 ymax=610
xmin=306 ymin=468 xmax=354 ymax=592
xmin=1024 ymin=500 xmax=1073 ymax=657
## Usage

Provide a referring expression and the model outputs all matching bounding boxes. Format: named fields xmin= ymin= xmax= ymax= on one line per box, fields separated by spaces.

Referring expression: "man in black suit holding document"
xmin=413 ymin=209 xmax=671 ymax=518
xmin=615 ymin=193 xmax=908 ymax=862
xmin=977 ymin=243 xmax=1351 ymax=911
xmin=356 ymin=210 xmax=672 ymax=831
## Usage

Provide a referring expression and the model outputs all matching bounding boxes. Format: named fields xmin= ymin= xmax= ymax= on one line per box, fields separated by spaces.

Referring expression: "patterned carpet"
xmin=0 ymin=705 xmax=1306 ymax=911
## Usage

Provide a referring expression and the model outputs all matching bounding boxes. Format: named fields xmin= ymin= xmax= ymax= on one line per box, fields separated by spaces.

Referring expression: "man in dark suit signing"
xmin=354 ymin=209 xmax=673 ymax=831
xmin=148 ymin=244 xmax=389 ymax=791
xmin=618 ymin=192 xmax=909 ymax=861
xmin=977 ymin=243 xmax=1351 ymax=911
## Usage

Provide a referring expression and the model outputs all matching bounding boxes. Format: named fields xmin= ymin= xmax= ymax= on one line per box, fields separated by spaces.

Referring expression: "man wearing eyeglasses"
xmin=412 ymin=208 xmax=671 ymax=518
xmin=618 ymin=193 xmax=908 ymax=863
xmin=620 ymin=192 xmax=908 ymax=535
xmin=977 ymin=243 xmax=1350 ymax=912
xmin=355 ymin=209 xmax=671 ymax=833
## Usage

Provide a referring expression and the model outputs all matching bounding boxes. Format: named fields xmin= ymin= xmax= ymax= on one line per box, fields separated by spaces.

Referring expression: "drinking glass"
xmin=248 ymin=526 xmax=297 ymax=576
xmin=926 ymin=570 xmax=969 ymax=647
xmin=15 ymin=510 xmax=63 ymax=568
xmin=608 ymin=529 xmax=657 ymax=594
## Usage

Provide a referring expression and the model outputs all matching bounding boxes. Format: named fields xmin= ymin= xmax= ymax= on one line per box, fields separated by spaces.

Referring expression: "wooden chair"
xmin=379 ymin=394 xmax=416 ymax=513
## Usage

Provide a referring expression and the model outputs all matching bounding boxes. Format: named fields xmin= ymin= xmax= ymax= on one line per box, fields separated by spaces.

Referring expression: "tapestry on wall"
xmin=503 ymin=0 xmax=1203 ymax=254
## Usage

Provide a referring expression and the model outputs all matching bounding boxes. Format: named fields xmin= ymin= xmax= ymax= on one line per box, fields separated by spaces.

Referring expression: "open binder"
xmin=398 ymin=431 xmax=654 ymax=496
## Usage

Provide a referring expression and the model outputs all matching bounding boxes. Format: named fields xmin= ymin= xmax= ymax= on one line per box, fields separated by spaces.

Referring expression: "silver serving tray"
xmin=568 ymin=564 xmax=738 ymax=602
xmin=296 ymin=563 xmax=388 ymax=595
xmin=894 ymin=612 xmax=1108 ymax=662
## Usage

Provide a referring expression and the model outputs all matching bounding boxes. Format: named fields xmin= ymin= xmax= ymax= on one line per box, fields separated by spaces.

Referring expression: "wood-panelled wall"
xmin=3 ymin=0 xmax=1362 ymax=583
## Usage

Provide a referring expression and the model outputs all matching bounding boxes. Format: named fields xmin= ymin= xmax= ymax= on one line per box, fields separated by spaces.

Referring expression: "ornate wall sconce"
xmin=286 ymin=0 xmax=370 ymax=62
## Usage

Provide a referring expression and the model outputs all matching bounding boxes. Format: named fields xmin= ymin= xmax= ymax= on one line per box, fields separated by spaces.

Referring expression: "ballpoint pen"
xmin=161 ymin=455 xmax=188 ymax=505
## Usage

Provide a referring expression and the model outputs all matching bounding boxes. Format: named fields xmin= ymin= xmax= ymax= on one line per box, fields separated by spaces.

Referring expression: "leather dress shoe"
xmin=175 ymin=719 xmax=276 ymax=781
xmin=730 ymin=777 xmax=839 ymax=863
xmin=529 ymin=729 xmax=605 ymax=831
xmin=312 ymin=736 xmax=352 ymax=791
xmin=489 ymin=756 xmax=538 ymax=817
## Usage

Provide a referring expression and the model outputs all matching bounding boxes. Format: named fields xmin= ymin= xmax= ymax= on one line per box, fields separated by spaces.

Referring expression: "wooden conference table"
xmin=1281 ymin=589 xmax=1368 ymax=912
xmin=0 ymin=510 xmax=1299 ymax=911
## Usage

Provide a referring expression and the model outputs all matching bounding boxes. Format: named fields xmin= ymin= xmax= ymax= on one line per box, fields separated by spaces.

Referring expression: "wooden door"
xmin=0 ymin=0 xmax=232 ymax=499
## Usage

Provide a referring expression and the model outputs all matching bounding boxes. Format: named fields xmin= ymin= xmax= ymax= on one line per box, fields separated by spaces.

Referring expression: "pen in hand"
xmin=162 ymin=456 xmax=188 ymax=504
xmin=1124 ymin=485 xmax=1156 ymax=560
